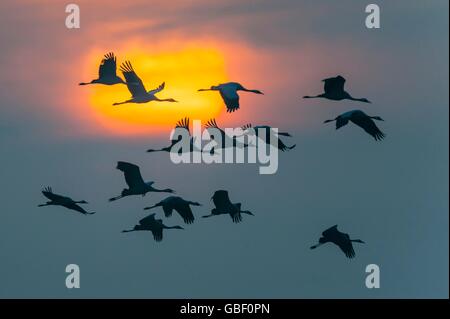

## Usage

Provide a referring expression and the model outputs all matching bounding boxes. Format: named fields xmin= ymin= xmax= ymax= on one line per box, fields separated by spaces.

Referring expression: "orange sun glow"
xmin=83 ymin=44 xmax=228 ymax=136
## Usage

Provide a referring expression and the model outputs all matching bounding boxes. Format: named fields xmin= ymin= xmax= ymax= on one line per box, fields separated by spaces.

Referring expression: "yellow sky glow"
xmin=84 ymin=45 xmax=228 ymax=135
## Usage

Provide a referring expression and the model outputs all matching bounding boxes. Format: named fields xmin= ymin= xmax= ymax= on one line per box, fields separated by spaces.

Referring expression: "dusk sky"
xmin=0 ymin=0 xmax=448 ymax=298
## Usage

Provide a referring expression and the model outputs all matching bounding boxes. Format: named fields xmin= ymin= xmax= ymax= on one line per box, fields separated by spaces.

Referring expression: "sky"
xmin=0 ymin=0 xmax=448 ymax=298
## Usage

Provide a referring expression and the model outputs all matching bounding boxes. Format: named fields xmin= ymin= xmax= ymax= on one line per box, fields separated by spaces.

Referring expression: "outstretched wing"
xmin=351 ymin=114 xmax=385 ymax=141
xmin=336 ymin=116 xmax=349 ymax=130
xmin=220 ymin=87 xmax=240 ymax=112
xmin=98 ymin=52 xmax=118 ymax=79
xmin=151 ymin=227 xmax=163 ymax=242
xmin=174 ymin=117 xmax=190 ymax=135
xmin=116 ymin=161 xmax=146 ymax=189
xmin=322 ymin=225 xmax=339 ymax=237
xmin=148 ymin=82 xmax=165 ymax=95
xmin=205 ymin=119 xmax=225 ymax=136
xmin=139 ymin=213 xmax=157 ymax=226
xmin=336 ymin=233 xmax=356 ymax=259
xmin=175 ymin=204 xmax=195 ymax=224
xmin=119 ymin=61 xmax=147 ymax=97
xmin=212 ymin=190 xmax=234 ymax=210
xmin=42 ymin=186 xmax=72 ymax=202
xmin=323 ymin=75 xmax=346 ymax=95
xmin=162 ymin=205 xmax=174 ymax=218
xmin=230 ymin=209 xmax=243 ymax=223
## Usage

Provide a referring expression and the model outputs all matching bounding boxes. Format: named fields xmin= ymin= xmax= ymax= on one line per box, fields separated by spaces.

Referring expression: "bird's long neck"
xmin=154 ymin=97 xmax=177 ymax=102
xmin=304 ymin=94 xmax=324 ymax=99
xmin=347 ymin=95 xmax=367 ymax=103
xmin=147 ymin=146 xmax=171 ymax=153
xmin=188 ymin=201 xmax=200 ymax=206
xmin=152 ymin=188 xmax=173 ymax=193
xmin=163 ymin=225 xmax=182 ymax=230
xmin=79 ymin=80 xmax=97 ymax=86
xmin=113 ymin=100 xmax=132 ymax=106
xmin=144 ymin=203 xmax=161 ymax=210
xmin=310 ymin=242 xmax=324 ymax=249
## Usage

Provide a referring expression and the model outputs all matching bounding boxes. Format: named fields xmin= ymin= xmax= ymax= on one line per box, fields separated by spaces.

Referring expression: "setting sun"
xmin=84 ymin=45 xmax=229 ymax=135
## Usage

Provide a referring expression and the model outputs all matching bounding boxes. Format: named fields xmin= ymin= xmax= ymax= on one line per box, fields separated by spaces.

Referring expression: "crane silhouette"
xmin=241 ymin=124 xmax=296 ymax=152
xmin=144 ymin=196 xmax=201 ymax=224
xmin=147 ymin=117 xmax=201 ymax=154
xmin=79 ymin=52 xmax=125 ymax=86
xmin=303 ymin=75 xmax=371 ymax=103
xmin=324 ymin=109 xmax=385 ymax=141
xmin=109 ymin=161 xmax=174 ymax=202
xmin=198 ymin=82 xmax=263 ymax=113
xmin=122 ymin=213 xmax=183 ymax=242
xmin=38 ymin=187 xmax=95 ymax=215
xmin=204 ymin=119 xmax=248 ymax=154
xmin=202 ymin=190 xmax=254 ymax=223
xmin=310 ymin=225 xmax=365 ymax=258
xmin=113 ymin=61 xmax=177 ymax=106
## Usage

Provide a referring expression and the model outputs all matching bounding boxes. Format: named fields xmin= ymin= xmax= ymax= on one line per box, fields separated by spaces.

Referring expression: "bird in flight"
xmin=310 ymin=225 xmax=365 ymax=258
xmin=113 ymin=61 xmax=178 ymax=106
xmin=79 ymin=52 xmax=125 ymax=86
xmin=109 ymin=161 xmax=175 ymax=202
xmin=122 ymin=213 xmax=183 ymax=242
xmin=204 ymin=118 xmax=248 ymax=154
xmin=303 ymin=75 xmax=371 ymax=103
xmin=202 ymin=190 xmax=254 ymax=223
xmin=38 ymin=187 xmax=95 ymax=215
xmin=147 ymin=117 xmax=201 ymax=154
xmin=241 ymin=124 xmax=296 ymax=152
xmin=144 ymin=196 xmax=201 ymax=225
xmin=324 ymin=109 xmax=385 ymax=141
xmin=198 ymin=82 xmax=263 ymax=113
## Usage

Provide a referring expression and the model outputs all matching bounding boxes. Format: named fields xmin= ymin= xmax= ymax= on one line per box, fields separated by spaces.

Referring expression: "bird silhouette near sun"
xmin=42 ymin=48 xmax=387 ymax=252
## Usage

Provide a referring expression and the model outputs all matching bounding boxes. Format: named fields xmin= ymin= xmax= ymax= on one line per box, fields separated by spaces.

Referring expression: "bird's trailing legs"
xmin=38 ymin=202 xmax=52 ymax=207
xmin=109 ymin=194 xmax=124 ymax=202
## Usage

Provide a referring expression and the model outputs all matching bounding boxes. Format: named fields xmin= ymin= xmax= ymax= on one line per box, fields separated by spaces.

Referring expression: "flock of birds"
xmin=38 ymin=52 xmax=387 ymax=258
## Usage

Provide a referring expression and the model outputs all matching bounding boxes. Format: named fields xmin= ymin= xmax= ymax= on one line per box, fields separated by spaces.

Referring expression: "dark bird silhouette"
xmin=204 ymin=118 xmax=248 ymax=154
xmin=122 ymin=213 xmax=183 ymax=242
xmin=144 ymin=196 xmax=201 ymax=224
xmin=147 ymin=117 xmax=201 ymax=154
xmin=324 ymin=109 xmax=385 ymax=141
xmin=310 ymin=225 xmax=365 ymax=258
xmin=198 ymin=82 xmax=263 ymax=113
xmin=303 ymin=75 xmax=371 ymax=103
xmin=241 ymin=124 xmax=296 ymax=152
xmin=38 ymin=187 xmax=95 ymax=215
xmin=79 ymin=52 xmax=125 ymax=86
xmin=109 ymin=162 xmax=174 ymax=201
xmin=202 ymin=190 xmax=253 ymax=223
xmin=113 ymin=61 xmax=177 ymax=105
